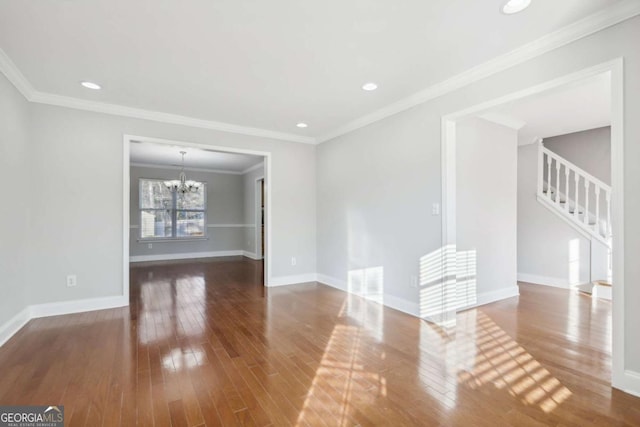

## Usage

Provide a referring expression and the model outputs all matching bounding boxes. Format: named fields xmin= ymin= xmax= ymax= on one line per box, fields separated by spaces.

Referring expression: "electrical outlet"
xmin=148 ymin=243 xmax=153 ymax=249
xmin=410 ymin=275 xmax=418 ymax=288
xmin=291 ymin=257 xmax=297 ymax=266
xmin=432 ymin=203 xmax=440 ymax=216
xmin=67 ymin=274 xmax=77 ymax=287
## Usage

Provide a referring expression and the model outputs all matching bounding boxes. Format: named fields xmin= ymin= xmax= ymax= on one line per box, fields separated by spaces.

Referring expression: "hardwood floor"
xmin=1 ymin=256 xmax=639 ymax=426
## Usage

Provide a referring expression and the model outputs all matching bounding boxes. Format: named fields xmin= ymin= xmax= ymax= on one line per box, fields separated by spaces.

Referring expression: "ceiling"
xmin=479 ymin=72 xmax=611 ymax=144
xmin=130 ymin=141 xmax=264 ymax=173
xmin=0 ymin=0 xmax=629 ymax=141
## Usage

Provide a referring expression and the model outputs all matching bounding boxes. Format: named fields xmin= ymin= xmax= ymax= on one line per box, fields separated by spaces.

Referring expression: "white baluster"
xmin=555 ymin=160 xmax=561 ymax=206
xmin=595 ymin=186 xmax=601 ymax=235
xmin=573 ymin=174 xmax=580 ymax=219
xmin=546 ymin=154 xmax=552 ymax=200
xmin=537 ymin=142 xmax=544 ymax=197
xmin=583 ymin=180 xmax=590 ymax=225
xmin=564 ymin=166 xmax=570 ymax=213
xmin=606 ymin=191 xmax=612 ymax=238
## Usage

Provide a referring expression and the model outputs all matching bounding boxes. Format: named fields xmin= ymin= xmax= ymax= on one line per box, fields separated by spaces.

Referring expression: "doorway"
xmin=440 ymin=59 xmax=625 ymax=389
xmin=123 ymin=135 xmax=273 ymax=297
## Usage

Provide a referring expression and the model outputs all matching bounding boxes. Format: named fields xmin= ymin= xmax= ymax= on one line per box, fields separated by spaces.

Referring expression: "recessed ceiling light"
xmin=80 ymin=81 xmax=102 ymax=90
xmin=362 ymin=82 xmax=378 ymax=91
xmin=296 ymin=122 xmax=308 ymax=128
xmin=501 ymin=0 xmax=531 ymax=15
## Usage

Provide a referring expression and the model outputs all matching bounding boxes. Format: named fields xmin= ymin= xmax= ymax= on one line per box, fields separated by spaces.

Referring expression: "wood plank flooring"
xmin=0 ymin=256 xmax=639 ymax=426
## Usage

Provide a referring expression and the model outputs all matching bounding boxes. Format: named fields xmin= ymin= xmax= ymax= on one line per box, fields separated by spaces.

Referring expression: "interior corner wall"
xmin=456 ymin=118 xmax=518 ymax=304
xmin=242 ymin=165 xmax=265 ymax=258
xmin=316 ymin=16 xmax=640 ymax=374
xmin=0 ymin=70 xmax=29 ymax=328
xmin=517 ymin=144 xmax=591 ymax=287
xmin=129 ymin=165 xmax=246 ymax=259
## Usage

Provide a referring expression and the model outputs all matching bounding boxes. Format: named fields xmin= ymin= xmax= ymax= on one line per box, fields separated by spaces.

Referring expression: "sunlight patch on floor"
xmin=295 ymin=299 xmax=387 ymax=426
xmin=456 ymin=311 xmax=572 ymax=413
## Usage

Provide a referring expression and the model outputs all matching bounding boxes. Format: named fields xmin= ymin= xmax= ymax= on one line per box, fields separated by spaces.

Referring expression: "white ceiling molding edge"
xmin=478 ymin=112 xmax=527 ymax=130
xmin=27 ymin=91 xmax=316 ymax=144
xmin=0 ymin=48 xmax=32 ymax=99
xmin=315 ymin=0 xmax=640 ymax=144
xmin=1 ymin=0 xmax=638 ymax=147
xmin=518 ymin=136 xmax=544 ymax=146
xmin=241 ymin=162 xmax=265 ymax=175
xmin=0 ymin=50 xmax=315 ymax=145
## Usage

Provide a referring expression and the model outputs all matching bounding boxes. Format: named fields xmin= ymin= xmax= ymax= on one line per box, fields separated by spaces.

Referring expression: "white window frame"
xmin=138 ymin=178 xmax=207 ymax=241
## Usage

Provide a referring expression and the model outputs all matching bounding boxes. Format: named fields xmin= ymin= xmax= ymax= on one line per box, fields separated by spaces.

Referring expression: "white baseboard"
xmin=30 ymin=295 xmax=128 ymax=319
xmin=0 ymin=307 xmax=30 ymax=347
xmin=267 ymin=273 xmax=318 ymax=287
xmin=316 ymin=274 xmax=420 ymax=317
xmin=461 ymin=286 xmax=521 ymax=311
xmin=242 ymin=250 xmax=262 ymax=260
xmin=318 ymin=274 xmax=519 ymax=318
xmin=619 ymin=370 xmax=640 ymax=398
xmin=381 ymin=293 xmax=420 ymax=317
xmin=316 ymin=273 xmax=347 ymax=291
xmin=518 ymin=273 xmax=570 ymax=289
xmin=130 ymin=250 xmax=243 ymax=263
xmin=0 ymin=295 xmax=129 ymax=347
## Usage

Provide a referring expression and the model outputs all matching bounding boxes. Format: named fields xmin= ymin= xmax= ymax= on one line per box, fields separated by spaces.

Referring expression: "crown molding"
xmin=316 ymin=0 xmax=640 ymax=143
xmin=1 ymin=0 xmax=638 ymax=147
xmin=130 ymin=162 xmax=244 ymax=175
xmin=518 ymin=136 xmax=543 ymax=146
xmin=0 ymin=48 xmax=34 ymax=99
xmin=0 ymin=50 xmax=315 ymax=146
xmin=28 ymin=91 xmax=316 ymax=144
xmin=478 ymin=112 xmax=527 ymax=130
xmin=241 ymin=161 xmax=265 ymax=175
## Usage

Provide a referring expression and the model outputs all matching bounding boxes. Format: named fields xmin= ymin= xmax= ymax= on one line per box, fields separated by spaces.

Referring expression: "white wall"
xmin=0 ymin=65 xmax=29 ymax=328
xmin=25 ymin=102 xmax=315 ymax=305
xmin=517 ymin=143 xmax=591 ymax=286
xmin=242 ymin=165 xmax=265 ymax=258
xmin=129 ymin=165 xmax=246 ymax=259
xmin=544 ymin=126 xmax=611 ymax=185
xmin=317 ymin=16 xmax=640 ymax=374
xmin=1 ymin=9 xmax=639 ymax=386
xmin=518 ymin=127 xmax=611 ymax=287
xmin=457 ymin=118 xmax=518 ymax=307
xmin=316 ymin=106 xmax=442 ymax=314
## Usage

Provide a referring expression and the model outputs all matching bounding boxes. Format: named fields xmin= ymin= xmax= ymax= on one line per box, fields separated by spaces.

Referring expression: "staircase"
xmin=536 ymin=142 xmax=612 ymax=298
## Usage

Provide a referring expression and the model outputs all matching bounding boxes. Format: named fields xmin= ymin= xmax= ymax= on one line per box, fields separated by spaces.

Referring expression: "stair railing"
xmin=537 ymin=141 xmax=611 ymax=244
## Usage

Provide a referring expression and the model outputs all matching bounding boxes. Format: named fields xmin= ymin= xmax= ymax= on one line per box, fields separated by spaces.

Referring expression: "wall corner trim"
xmin=316 ymin=274 xmax=420 ymax=317
xmin=462 ymin=286 xmax=521 ymax=310
xmin=30 ymin=296 xmax=128 ymax=319
xmin=267 ymin=273 xmax=318 ymax=287
xmin=242 ymin=251 xmax=261 ymax=260
xmin=620 ymin=370 xmax=640 ymax=398
xmin=0 ymin=308 xmax=31 ymax=347
xmin=517 ymin=273 xmax=571 ymax=289
xmin=0 ymin=295 xmax=128 ymax=348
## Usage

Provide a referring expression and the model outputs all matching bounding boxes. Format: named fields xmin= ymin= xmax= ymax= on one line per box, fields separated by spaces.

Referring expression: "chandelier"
xmin=164 ymin=151 xmax=201 ymax=194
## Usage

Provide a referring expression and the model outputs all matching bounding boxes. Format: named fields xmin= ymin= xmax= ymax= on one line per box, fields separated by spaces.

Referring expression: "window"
xmin=139 ymin=179 xmax=206 ymax=239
